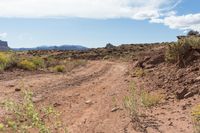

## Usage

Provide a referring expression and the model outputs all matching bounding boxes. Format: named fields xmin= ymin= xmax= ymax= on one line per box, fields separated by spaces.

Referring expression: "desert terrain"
xmin=0 ymin=34 xmax=200 ymax=133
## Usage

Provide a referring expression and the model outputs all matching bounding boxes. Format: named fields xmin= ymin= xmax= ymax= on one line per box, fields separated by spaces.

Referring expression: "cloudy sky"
xmin=0 ymin=0 xmax=199 ymax=48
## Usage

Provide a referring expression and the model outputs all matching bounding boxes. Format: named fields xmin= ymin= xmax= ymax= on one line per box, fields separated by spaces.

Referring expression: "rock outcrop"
xmin=105 ymin=43 xmax=115 ymax=49
xmin=0 ymin=40 xmax=10 ymax=51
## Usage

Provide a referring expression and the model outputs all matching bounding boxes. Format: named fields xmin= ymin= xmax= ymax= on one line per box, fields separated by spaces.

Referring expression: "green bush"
xmin=18 ymin=60 xmax=36 ymax=70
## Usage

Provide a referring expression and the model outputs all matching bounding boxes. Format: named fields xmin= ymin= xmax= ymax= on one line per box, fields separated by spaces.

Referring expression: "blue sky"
xmin=0 ymin=0 xmax=199 ymax=48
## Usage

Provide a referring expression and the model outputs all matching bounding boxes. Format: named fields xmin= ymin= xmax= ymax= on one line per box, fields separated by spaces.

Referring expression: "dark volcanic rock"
xmin=0 ymin=40 xmax=10 ymax=51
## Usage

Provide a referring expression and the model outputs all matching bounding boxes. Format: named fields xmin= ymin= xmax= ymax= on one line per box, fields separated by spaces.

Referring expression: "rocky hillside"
xmin=0 ymin=40 xmax=10 ymax=51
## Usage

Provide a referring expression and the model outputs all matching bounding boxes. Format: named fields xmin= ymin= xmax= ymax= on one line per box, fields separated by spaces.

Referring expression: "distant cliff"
xmin=0 ymin=40 xmax=10 ymax=51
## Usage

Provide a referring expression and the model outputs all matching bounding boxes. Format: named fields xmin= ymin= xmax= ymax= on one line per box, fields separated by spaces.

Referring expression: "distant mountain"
xmin=0 ymin=40 xmax=10 ymax=51
xmin=13 ymin=45 xmax=88 ymax=51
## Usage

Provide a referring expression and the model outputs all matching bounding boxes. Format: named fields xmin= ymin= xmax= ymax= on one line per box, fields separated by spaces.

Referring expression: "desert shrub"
xmin=0 ymin=90 xmax=67 ymax=133
xmin=165 ymin=36 xmax=200 ymax=65
xmin=53 ymin=65 xmax=65 ymax=72
xmin=124 ymin=82 xmax=140 ymax=119
xmin=0 ymin=52 xmax=16 ymax=72
xmin=30 ymin=57 xmax=45 ymax=68
xmin=141 ymin=91 xmax=163 ymax=107
xmin=124 ymin=83 xmax=163 ymax=117
xmin=124 ymin=82 xmax=163 ymax=132
xmin=0 ymin=53 xmax=9 ymax=71
xmin=187 ymin=30 xmax=199 ymax=36
xmin=192 ymin=104 xmax=200 ymax=133
xmin=185 ymin=36 xmax=200 ymax=49
xmin=165 ymin=43 xmax=179 ymax=63
xmin=18 ymin=60 xmax=36 ymax=70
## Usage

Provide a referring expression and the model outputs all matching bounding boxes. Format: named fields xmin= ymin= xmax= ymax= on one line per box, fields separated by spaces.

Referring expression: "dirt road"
xmin=0 ymin=61 xmax=133 ymax=133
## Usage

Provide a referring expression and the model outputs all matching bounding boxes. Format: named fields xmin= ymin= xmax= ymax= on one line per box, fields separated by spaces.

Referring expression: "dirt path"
xmin=0 ymin=61 xmax=133 ymax=133
xmin=0 ymin=61 xmax=197 ymax=133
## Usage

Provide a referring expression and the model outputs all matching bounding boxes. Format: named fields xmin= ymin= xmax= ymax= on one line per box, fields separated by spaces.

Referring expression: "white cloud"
xmin=0 ymin=32 xmax=8 ymax=38
xmin=1 ymin=0 xmax=199 ymax=32
xmin=150 ymin=13 xmax=200 ymax=32
xmin=0 ymin=0 xmax=180 ymax=20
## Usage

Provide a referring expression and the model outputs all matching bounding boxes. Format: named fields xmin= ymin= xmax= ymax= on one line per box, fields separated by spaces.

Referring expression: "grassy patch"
xmin=0 ymin=90 xmax=68 ymax=133
xmin=192 ymin=104 xmax=200 ymax=133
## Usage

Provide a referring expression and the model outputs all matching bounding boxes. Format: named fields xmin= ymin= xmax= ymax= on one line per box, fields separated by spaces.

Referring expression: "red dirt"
xmin=0 ymin=59 xmax=199 ymax=133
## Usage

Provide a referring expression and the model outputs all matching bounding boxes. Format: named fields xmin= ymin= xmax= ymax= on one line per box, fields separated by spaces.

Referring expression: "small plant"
xmin=124 ymin=82 xmax=140 ymax=119
xmin=53 ymin=65 xmax=65 ymax=72
xmin=18 ymin=60 xmax=36 ymax=70
xmin=192 ymin=104 xmax=200 ymax=133
xmin=141 ymin=91 xmax=163 ymax=107
xmin=134 ymin=67 xmax=145 ymax=77
xmin=124 ymin=82 xmax=149 ymax=132
xmin=0 ymin=90 xmax=68 ymax=133
xmin=0 ymin=123 xmax=4 ymax=131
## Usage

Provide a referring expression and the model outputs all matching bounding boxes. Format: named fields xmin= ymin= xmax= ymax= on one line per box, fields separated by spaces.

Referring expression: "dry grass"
xmin=134 ymin=67 xmax=145 ymax=77
xmin=192 ymin=104 xmax=200 ymax=133
xmin=53 ymin=65 xmax=66 ymax=72
xmin=124 ymin=83 xmax=140 ymax=118
xmin=18 ymin=60 xmax=36 ymax=71
xmin=141 ymin=91 xmax=163 ymax=107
